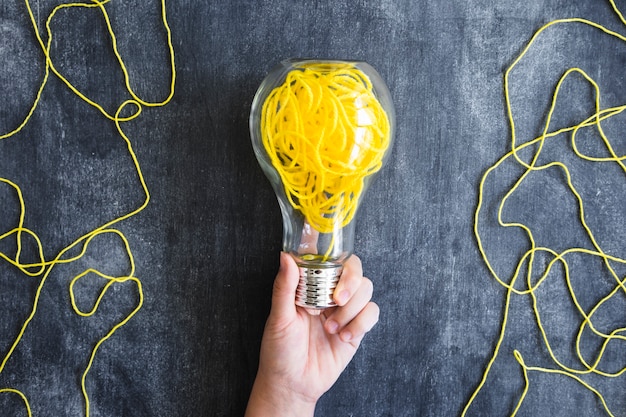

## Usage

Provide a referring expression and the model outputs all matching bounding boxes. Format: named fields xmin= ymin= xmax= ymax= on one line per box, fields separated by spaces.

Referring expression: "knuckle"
xmin=362 ymin=277 xmax=374 ymax=296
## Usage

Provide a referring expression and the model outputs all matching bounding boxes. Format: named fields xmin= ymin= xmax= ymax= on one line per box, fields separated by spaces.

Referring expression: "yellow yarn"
xmin=260 ymin=62 xmax=391 ymax=235
xmin=0 ymin=1 xmax=175 ymax=416
xmin=463 ymin=1 xmax=626 ymax=415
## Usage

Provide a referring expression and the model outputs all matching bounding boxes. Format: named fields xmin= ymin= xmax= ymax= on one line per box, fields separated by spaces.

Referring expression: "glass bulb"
xmin=250 ymin=58 xmax=395 ymax=309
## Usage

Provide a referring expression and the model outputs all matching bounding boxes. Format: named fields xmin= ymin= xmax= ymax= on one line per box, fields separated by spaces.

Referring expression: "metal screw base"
xmin=295 ymin=265 xmax=342 ymax=309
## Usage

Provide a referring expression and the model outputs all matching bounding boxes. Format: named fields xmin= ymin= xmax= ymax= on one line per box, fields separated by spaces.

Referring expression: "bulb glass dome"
xmin=250 ymin=58 xmax=395 ymax=308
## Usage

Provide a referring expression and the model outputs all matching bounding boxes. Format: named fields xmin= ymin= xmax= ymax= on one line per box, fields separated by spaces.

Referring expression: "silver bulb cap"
xmin=295 ymin=265 xmax=342 ymax=309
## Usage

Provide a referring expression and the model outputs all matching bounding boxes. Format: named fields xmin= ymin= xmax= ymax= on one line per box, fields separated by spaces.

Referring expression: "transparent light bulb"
xmin=250 ymin=58 xmax=395 ymax=309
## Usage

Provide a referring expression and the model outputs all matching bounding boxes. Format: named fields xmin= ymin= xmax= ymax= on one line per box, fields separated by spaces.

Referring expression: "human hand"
xmin=245 ymin=252 xmax=379 ymax=417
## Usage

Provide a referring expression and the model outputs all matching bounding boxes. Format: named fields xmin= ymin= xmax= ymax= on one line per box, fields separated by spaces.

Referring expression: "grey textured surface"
xmin=1 ymin=0 xmax=626 ymax=416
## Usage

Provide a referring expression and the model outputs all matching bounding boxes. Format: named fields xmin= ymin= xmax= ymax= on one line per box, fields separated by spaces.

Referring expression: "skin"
xmin=245 ymin=252 xmax=380 ymax=417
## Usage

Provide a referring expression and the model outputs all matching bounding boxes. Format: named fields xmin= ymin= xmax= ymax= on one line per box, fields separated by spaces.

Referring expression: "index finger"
xmin=333 ymin=254 xmax=364 ymax=306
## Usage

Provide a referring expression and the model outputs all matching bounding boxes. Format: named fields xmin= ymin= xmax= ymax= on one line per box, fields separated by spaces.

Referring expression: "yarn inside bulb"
xmin=260 ymin=63 xmax=392 ymax=234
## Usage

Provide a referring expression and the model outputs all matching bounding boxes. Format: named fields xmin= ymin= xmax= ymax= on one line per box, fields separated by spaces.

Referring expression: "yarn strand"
xmin=0 ymin=1 xmax=175 ymax=416
xmin=260 ymin=63 xmax=391 ymax=236
xmin=464 ymin=2 xmax=626 ymax=415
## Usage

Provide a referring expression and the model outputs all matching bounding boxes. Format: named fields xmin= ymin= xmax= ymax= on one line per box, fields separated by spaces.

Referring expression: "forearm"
xmin=245 ymin=376 xmax=317 ymax=417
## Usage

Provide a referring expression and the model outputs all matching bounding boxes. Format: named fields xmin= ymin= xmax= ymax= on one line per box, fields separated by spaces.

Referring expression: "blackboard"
xmin=1 ymin=0 xmax=626 ymax=416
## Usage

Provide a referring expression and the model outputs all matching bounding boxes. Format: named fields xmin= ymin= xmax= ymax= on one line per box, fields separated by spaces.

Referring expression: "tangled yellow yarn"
xmin=463 ymin=1 xmax=626 ymax=416
xmin=260 ymin=63 xmax=391 ymax=234
xmin=0 ymin=1 xmax=175 ymax=416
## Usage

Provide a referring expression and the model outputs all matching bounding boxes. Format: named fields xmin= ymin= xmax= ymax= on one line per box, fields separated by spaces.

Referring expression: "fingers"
xmin=270 ymin=252 xmax=299 ymax=319
xmin=340 ymin=301 xmax=379 ymax=345
xmin=324 ymin=279 xmax=379 ymax=342
xmin=333 ymin=255 xmax=363 ymax=306
xmin=323 ymin=256 xmax=379 ymax=344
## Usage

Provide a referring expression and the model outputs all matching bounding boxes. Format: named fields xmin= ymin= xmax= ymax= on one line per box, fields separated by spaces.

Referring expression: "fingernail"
xmin=279 ymin=252 xmax=288 ymax=270
xmin=340 ymin=330 xmax=352 ymax=342
xmin=335 ymin=289 xmax=350 ymax=305
xmin=326 ymin=319 xmax=339 ymax=334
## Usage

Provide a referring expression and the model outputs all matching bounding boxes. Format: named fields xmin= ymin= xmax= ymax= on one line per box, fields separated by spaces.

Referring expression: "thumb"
xmin=270 ymin=252 xmax=299 ymax=319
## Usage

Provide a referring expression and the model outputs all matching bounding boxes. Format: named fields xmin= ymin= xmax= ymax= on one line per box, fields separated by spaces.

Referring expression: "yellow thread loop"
xmin=0 ymin=1 xmax=175 ymax=416
xmin=464 ymin=2 xmax=626 ymax=416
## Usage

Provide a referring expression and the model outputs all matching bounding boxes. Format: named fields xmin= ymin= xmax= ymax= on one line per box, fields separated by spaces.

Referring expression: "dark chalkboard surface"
xmin=1 ymin=0 xmax=626 ymax=416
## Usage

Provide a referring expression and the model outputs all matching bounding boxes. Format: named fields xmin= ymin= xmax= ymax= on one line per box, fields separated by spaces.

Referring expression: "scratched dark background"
xmin=1 ymin=0 xmax=626 ymax=416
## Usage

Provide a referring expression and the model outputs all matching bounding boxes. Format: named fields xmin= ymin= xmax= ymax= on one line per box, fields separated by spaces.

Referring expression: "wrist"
xmin=245 ymin=374 xmax=317 ymax=417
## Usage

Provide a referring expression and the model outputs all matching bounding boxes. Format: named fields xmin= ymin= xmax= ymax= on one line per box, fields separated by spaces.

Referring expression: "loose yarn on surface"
xmin=0 ymin=1 xmax=175 ymax=416
xmin=464 ymin=1 xmax=626 ymax=416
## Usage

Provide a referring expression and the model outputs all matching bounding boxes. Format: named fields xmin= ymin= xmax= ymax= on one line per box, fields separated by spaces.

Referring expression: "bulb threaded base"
xmin=295 ymin=265 xmax=342 ymax=309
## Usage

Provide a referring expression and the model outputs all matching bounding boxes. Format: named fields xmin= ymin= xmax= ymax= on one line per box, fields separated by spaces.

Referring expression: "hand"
xmin=245 ymin=252 xmax=379 ymax=417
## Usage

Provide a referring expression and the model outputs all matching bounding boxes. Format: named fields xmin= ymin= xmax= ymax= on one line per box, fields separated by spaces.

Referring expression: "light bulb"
xmin=250 ymin=58 xmax=395 ymax=309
